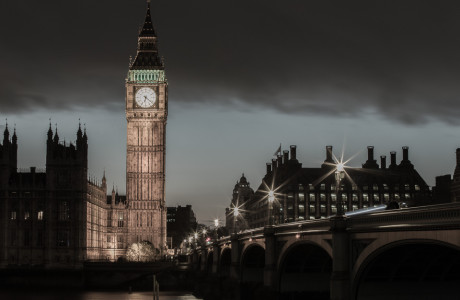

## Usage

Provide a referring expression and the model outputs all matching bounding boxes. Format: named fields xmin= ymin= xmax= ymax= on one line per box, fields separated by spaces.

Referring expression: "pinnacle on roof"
xmin=12 ymin=126 xmax=17 ymax=143
xmin=3 ymin=121 xmax=9 ymax=142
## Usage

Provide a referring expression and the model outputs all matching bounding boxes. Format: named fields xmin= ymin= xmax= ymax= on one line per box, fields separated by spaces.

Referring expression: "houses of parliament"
xmin=0 ymin=3 xmax=168 ymax=267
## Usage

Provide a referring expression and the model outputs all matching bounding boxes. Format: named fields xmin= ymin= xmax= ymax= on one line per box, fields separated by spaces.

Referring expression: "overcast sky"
xmin=1 ymin=1 xmax=460 ymax=224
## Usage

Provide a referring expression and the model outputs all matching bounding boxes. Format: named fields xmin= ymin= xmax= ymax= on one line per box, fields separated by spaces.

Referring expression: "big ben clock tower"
xmin=125 ymin=1 xmax=167 ymax=252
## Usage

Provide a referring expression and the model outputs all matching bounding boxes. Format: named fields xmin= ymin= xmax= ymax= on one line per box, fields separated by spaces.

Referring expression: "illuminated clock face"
xmin=135 ymin=87 xmax=156 ymax=108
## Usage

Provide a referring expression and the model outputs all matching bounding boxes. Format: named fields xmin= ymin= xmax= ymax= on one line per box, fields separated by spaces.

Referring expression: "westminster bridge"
xmin=188 ymin=203 xmax=460 ymax=299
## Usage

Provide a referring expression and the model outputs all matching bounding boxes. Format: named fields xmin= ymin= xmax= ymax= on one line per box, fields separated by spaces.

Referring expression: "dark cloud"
xmin=1 ymin=0 xmax=460 ymax=123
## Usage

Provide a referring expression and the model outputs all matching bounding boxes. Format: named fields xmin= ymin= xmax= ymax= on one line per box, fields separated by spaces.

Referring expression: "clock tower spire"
xmin=125 ymin=2 xmax=168 ymax=253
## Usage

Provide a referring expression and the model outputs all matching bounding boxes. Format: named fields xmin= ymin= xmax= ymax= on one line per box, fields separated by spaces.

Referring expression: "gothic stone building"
xmin=0 ymin=125 xmax=129 ymax=267
xmin=125 ymin=2 xmax=168 ymax=250
xmin=240 ymin=145 xmax=432 ymax=229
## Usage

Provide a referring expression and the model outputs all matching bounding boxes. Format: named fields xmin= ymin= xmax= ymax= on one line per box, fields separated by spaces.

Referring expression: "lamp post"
xmin=233 ymin=207 xmax=239 ymax=234
xmin=268 ymin=190 xmax=275 ymax=225
xmin=213 ymin=218 xmax=219 ymax=240
xmin=335 ymin=163 xmax=345 ymax=216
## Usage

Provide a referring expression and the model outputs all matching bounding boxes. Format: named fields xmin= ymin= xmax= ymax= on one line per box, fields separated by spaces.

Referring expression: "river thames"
xmin=0 ymin=291 xmax=201 ymax=300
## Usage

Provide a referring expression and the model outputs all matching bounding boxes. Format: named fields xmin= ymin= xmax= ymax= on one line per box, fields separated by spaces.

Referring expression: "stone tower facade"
xmin=125 ymin=3 xmax=167 ymax=251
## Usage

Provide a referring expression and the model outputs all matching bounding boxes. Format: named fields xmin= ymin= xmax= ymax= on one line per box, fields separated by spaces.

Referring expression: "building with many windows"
xmin=243 ymin=145 xmax=432 ymax=228
xmin=0 ymin=124 xmax=130 ymax=267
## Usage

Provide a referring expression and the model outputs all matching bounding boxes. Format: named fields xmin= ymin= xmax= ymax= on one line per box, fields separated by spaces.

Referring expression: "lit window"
xmin=415 ymin=185 xmax=420 ymax=191
xmin=118 ymin=212 xmax=124 ymax=227
xmin=363 ymin=194 xmax=369 ymax=203
xmin=331 ymin=193 xmax=337 ymax=202
xmin=10 ymin=211 xmax=16 ymax=220
xmin=320 ymin=204 xmax=326 ymax=213
xmin=405 ymin=184 xmax=410 ymax=190
xmin=37 ymin=211 xmax=44 ymax=220
xmin=374 ymin=193 xmax=379 ymax=203
xmin=320 ymin=194 xmax=326 ymax=202
xmin=298 ymin=204 xmax=305 ymax=213
xmin=24 ymin=211 xmax=30 ymax=220
xmin=352 ymin=194 xmax=358 ymax=203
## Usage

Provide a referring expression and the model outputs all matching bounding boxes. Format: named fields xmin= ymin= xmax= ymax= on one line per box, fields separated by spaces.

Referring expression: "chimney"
xmin=290 ymin=145 xmax=297 ymax=160
xmin=390 ymin=151 xmax=397 ymax=168
xmin=30 ymin=167 xmax=36 ymax=173
xmin=399 ymin=146 xmax=413 ymax=168
xmin=266 ymin=163 xmax=272 ymax=174
xmin=380 ymin=156 xmax=386 ymax=169
xmin=326 ymin=146 xmax=333 ymax=162
xmin=363 ymin=146 xmax=379 ymax=168
xmin=457 ymin=148 xmax=460 ymax=166
xmin=277 ymin=154 xmax=282 ymax=166
xmin=454 ymin=149 xmax=460 ymax=181
xmin=283 ymin=150 xmax=289 ymax=164
xmin=368 ymin=146 xmax=374 ymax=161
xmin=402 ymin=146 xmax=409 ymax=161
xmin=272 ymin=158 xmax=277 ymax=171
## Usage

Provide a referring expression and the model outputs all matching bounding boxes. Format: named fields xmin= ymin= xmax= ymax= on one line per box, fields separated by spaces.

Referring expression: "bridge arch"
xmin=219 ymin=247 xmax=232 ymax=278
xmin=240 ymin=243 xmax=265 ymax=299
xmin=277 ymin=240 xmax=332 ymax=299
xmin=353 ymin=231 xmax=460 ymax=280
xmin=206 ymin=250 xmax=214 ymax=274
xmin=353 ymin=239 xmax=460 ymax=299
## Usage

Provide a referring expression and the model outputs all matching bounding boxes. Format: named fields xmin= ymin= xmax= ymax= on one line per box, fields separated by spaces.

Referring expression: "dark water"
xmin=0 ymin=291 xmax=201 ymax=300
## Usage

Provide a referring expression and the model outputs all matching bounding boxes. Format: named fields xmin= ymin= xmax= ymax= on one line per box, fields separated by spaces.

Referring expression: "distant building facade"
xmin=243 ymin=145 xmax=432 ymax=228
xmin=225 ymin=174 xmax=254 ymax=233
xmin=166 ymin=205 xmax=197 ymax=249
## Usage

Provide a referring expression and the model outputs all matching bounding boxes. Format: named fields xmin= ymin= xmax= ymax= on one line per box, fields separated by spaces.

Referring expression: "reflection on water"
xmin=0 ymin=291 xmax=201 ymax=300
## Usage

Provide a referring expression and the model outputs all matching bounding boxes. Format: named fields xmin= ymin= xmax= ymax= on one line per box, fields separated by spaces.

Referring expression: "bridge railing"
xmin=211 ymin=203 xmax=460 ymax=246
xmin=348 ymin=202 xmax=460 ymax=231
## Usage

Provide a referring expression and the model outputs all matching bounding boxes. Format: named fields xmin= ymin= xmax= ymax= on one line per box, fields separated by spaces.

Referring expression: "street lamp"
xmin=213 ymin=218 xmax=219 ymax=240
xmin=233 ymin=207 xmax=239 ymax=234
xmin=335 ymin=163 xmax=345 ymax=216
xmin=268 ymin=190 xmax=275 ymax=225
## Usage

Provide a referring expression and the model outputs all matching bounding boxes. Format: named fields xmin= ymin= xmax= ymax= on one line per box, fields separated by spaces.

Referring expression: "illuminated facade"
xmin=125 ymin=3 xmax=168 ymax=251
xmin=0 ymin=125 xmax=130 ymax=267
xmin=246 ymin=145 xmax=432 ymax=228
xmin=225 ymin=174 xmax=254 ymax=233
